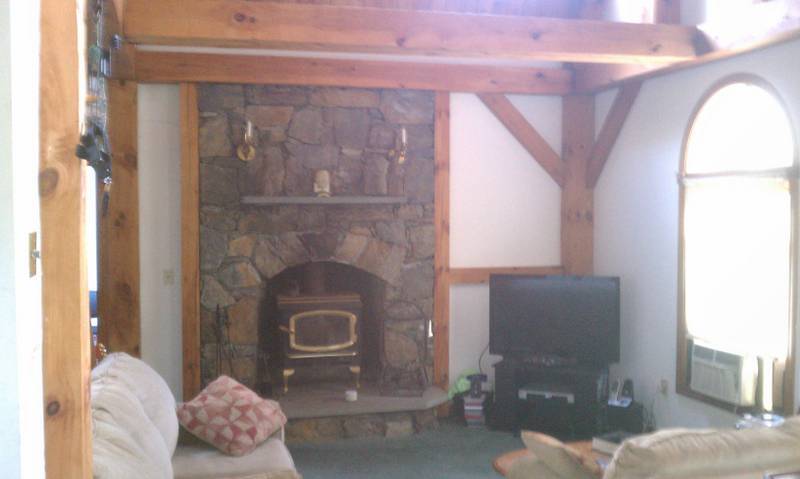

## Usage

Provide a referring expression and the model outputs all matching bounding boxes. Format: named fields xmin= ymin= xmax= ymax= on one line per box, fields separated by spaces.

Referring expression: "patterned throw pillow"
xmin=177 ymin=376 xmax=287 ymax=456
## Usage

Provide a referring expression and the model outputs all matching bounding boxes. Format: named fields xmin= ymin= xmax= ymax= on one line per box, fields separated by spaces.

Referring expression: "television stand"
xmin=489 ymin=358 xmax=606 ymax=439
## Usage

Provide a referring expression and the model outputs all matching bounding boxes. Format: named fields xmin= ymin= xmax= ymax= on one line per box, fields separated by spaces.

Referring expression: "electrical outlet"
xmin=659 ymin=379 xmax=669 ymax=395
xmin=162 ymin=269 xmax=176 ymax=286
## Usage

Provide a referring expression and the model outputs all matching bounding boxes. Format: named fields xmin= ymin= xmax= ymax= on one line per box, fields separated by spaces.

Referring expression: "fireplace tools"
xmin=214 ymin=305 xmax=237 ymax=380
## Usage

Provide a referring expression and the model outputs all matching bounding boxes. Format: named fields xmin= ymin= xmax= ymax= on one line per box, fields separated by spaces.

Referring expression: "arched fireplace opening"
xmin=261 ymin=261 xmax=386 ymax=394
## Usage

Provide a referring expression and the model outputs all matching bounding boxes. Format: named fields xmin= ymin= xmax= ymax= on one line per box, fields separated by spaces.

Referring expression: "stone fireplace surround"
xmin=197 ymin=84 xmax=436 ymax=398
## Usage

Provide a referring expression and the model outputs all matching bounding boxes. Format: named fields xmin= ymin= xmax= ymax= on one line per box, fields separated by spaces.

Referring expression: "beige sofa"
xmin=91 ymin=353 xmax=299 ymax=479
xmin=507 ymin=417 xmax=800 ymax=479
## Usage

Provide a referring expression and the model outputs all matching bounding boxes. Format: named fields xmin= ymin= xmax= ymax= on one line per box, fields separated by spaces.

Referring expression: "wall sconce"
xmin=391 ymin=127 xmax=407 ymax=165
xmin=237 ymin=120 xmax=256 ymax=162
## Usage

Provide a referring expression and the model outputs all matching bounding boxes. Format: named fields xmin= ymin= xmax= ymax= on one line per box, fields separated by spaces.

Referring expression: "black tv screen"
xmin=489 ymin=275 xmax=620 ymax=364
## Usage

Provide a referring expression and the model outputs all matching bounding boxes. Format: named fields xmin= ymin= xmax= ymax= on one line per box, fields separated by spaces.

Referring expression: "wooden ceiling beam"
xmin=478 ymin=93 xmax=565 ymax=187
xmin=575 ymin=0 xmax=800 ymax=92
xmin=586 ymin=81 xmax=642 ymax=188
xmin=123 ymin=0 xmax=701 ymax=64
xmin=135 ymin=50 xmax=573 ymax=95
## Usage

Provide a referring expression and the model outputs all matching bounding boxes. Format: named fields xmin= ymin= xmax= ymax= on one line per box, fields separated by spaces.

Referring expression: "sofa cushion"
xmin=92 ymin=353 xmax=179 ymax=455
xmin=605 ymin=416 xmax=800 ymax=479
xmin=178 ymin=375 xmax=287 ymax=456
xmin=92 ymin=374 xmax=173 ymax=479
xmin=172 ymin=437 xmax=298 ymax=479
xmin=520 ymin=431 xmax=601 ymax=478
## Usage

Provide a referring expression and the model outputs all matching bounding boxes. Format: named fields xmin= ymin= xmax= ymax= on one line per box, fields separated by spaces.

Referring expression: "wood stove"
xmin=277 ymin=293 xmax=362 ymax=393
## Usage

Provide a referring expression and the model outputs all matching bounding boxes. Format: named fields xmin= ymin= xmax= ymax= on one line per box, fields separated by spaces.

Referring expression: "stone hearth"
xmin=197 ymin=84 xmax=435 ymax=399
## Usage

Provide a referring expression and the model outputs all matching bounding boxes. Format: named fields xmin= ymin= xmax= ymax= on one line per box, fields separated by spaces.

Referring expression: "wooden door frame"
xmin=40 ymin=0 xmax=92 ymax=476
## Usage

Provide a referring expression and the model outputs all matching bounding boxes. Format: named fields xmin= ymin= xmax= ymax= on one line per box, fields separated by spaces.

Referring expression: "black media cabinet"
xmin=490 ymin=358 xmax=606 ymax=440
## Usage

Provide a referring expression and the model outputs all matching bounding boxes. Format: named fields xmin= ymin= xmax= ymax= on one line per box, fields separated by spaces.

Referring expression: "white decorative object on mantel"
xmin=313 ymin=169 xmax=331 ymax=197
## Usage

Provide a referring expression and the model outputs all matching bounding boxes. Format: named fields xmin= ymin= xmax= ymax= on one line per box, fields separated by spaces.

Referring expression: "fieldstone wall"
xmin=197 ymin=84 xmax=435 ymax=393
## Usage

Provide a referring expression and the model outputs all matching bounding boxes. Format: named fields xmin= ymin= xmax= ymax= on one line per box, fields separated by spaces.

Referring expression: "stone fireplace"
xmin=197 ymin=84 xmax=435 ymax=398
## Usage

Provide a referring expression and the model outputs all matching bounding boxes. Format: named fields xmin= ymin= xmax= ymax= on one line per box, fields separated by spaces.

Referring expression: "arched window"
xmin=678 ymin=76 xmax=797 ymax=412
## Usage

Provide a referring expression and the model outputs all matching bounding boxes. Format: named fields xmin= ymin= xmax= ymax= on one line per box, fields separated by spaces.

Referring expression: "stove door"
xmin=287 ymin=309 xmax=357 ymax=354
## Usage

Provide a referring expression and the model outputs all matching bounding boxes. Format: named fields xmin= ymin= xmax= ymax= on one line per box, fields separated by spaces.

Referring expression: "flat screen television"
xmin=489 ymin=275 xmax=620 ymax=364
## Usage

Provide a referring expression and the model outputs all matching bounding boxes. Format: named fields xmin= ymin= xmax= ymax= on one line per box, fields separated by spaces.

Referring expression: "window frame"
xmin=677 ymin=74 xmax=798 ymax=414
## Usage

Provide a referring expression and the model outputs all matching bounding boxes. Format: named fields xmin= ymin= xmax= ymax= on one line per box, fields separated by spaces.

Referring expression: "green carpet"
xmin=288 ymin=422 xmax=523 ymax=479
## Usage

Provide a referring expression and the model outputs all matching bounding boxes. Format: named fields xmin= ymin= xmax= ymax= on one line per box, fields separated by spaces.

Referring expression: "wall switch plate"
xmin=162 ymin=269 xmax=175 ymax=286
xmin=28 ymin=232 xmax=39 ymax=277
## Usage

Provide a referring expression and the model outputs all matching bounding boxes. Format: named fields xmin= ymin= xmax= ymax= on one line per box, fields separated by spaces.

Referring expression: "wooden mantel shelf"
xmin=241 ymin=196 xmax=408 ymax=206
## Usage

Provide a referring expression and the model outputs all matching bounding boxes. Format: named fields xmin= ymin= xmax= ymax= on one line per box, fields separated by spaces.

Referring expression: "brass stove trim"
xmin=282 ymin=309 xmax=358 ymax=353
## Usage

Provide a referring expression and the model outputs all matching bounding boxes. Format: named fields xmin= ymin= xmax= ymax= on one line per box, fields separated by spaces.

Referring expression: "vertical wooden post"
xmin=561 ymin=95 xmax=595 ymax=275
xmin=99 ymin=80 xmax=140 ymax=356
xmin=433 ymin=91 xmax=451 ymax=392
xmin=180 ymin=83 xmax=201 ymax=399
xmin=40 ymin=0 xmax=92 ymax=476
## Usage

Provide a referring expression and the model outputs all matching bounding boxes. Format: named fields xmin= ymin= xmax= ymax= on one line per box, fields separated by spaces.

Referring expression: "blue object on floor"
xmin=289 ymin=421 xmax=522 ymax=479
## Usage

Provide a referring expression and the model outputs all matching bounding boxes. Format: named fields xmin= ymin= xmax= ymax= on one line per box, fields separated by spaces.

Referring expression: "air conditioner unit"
xmin=689 ymin=342 xmax=757 ymax=406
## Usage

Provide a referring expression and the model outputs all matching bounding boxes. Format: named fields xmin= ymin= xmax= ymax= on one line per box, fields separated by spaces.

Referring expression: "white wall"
xmin=138 ymin=84 xmax=184 ymax=400
xmin=449 ymin=93 xmax=562 ymax=387
xmin=594 ymin=38 xmax=800 ymax=428
xmin=0 ymin=0 xmax=44 ymax=477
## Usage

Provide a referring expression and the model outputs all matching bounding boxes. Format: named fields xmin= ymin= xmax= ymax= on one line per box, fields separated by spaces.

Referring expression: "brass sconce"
xmin=391 ymin=127 xmax=408 ymax=164
xmin=237 ymin=120 xmax=256 ymax=162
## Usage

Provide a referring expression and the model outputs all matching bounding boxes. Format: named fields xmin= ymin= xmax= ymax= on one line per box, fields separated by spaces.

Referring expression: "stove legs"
xmin=349 ymin=365 xmax=361 ymax=389
xmin=282 ymin=368 xmax=295 ymax=394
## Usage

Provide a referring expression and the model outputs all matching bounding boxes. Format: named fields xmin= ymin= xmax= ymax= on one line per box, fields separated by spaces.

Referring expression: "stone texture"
xmin=288 ymin=108 xmax=324 ymax=144
xmin=385 ymin=301 xmax=423 ymax=321
xmin=333 ymin=233 xmax=369 ymax=265
xmin=385 ymin=415 xmax=415 ymax=438
xmin=413 ymin=409 xmax=439 ymax=432
xmin=333 ymin=149 xmax=363 ymax=195
xmin=300 ymin=232 xmax=341 ymax=260
xmin=395 ymin=204 xmax=424 ymax=220
xmin=202 ymin=206 xmax=238 ymax=231
xmin=218 ymin=261 xmax=262 ymax=289
xmin=200 ymin=226 xmax=227 ymax=272
xmin=228 ymin=234 xmax=256 ymax=258
xmin=199 ymin=84 xmax=245 ymax=111
xmin=286 ymin=142 xmax=339 ymax=169
xmin=238 ymin=207 xmax=298 ymax=234
xmin=199 ymin=115 xmax=233 ymax=158
xmin=355 ymin=238 xmax=405 ymax=285
xmin=375 ymin=221 xmax=406 ymax=245
xmin=408 ymin=224 xmax=435 ymax=259
xmin=333 ymin=108 xmax=370 ymax=149
xmin=200 ymin=163 xmax=239 ymax=206
xmin=246 ymin=105 xmax=294 ymax=128
xmin=253 ymin=238 xmax=287 ymax=279
xmin=406 ymin=124 xmax=435 ymax=150
xmin=401 ymin=261 xmax=434 ymax=300
xmin=286 ymin=417 xmax=344 ymax=443
xmin=246 ymin=85 xmax=308 ymax=106
xmin=201 ymin=275 xmax=235 ymax=310
xmin=369 ymin=123 xmax=396 ymax=149
xmin=310 ymin=88 xmax=380 ymax=108
xmin=379 ymin=90 xmax=435 ymax=125
xmin=363 ymin=153 xmax=389 ymax=195
xmin=404 ymin=155 xmax=435 ymax=204
xmin=384 ymin=329 xmax=419 ymax=368
xmin=227 ymin=296 xmax=259 ymax=344
xmin=239 ymin=146 xmax=285 ymax=196
xmin=296 ymin=207 xmax=326 ymax=231
xmin=283 ymin=154 xmax=310 ymax=196
xmin=342 ymin=415 xmax=385 ymax=438
xmin=253 ymin=234 xmax=309 ymax=279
